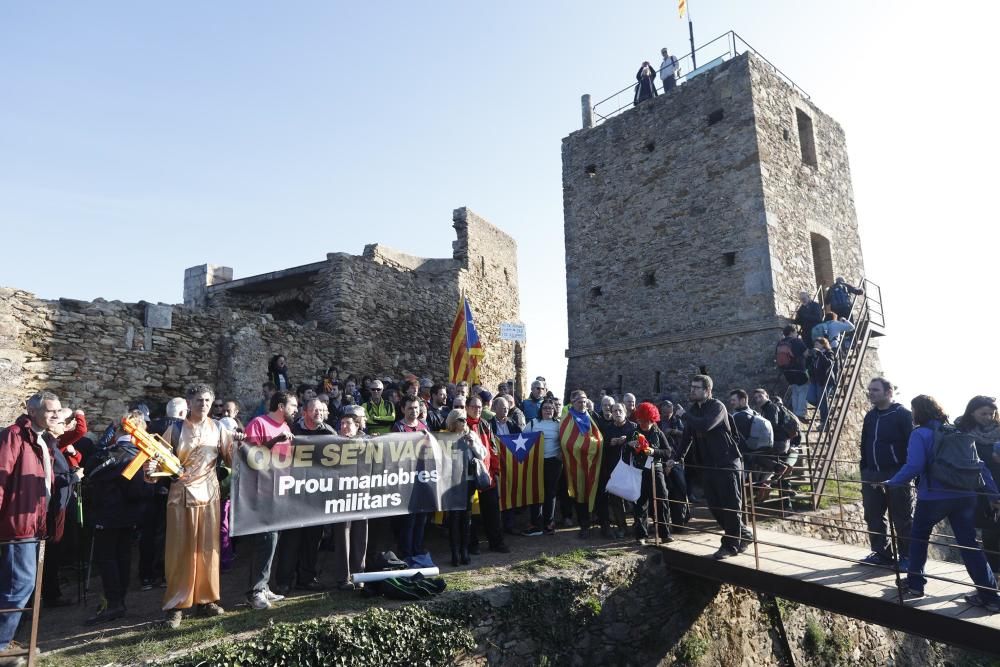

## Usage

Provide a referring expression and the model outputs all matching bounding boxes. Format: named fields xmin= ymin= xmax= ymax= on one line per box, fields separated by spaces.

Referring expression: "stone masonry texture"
xmin=562 ymin=52 xmax=882 ymax=459
xmin=0 ymin=207 xmax=525 ymax=427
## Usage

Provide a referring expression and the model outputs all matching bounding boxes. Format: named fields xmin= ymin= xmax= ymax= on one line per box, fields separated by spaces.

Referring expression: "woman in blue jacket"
xmin=886 ymin=395 xmax=1000 ymax=610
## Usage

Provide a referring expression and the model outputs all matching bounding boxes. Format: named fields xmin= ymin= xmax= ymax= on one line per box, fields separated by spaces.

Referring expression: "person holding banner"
xmin=332 ymin=412 xmax=369 ymax=590
xmin=559 ymin=391 xmax=604 ymax=538
xmin=392 ymin=396 xmax=430 ymax=562
xmin=243 ymin=390 xmax=297 ymax=610
xmin=149 ymin=384 xmax=240 ymax=629
xmin=466 ymin=396 xmax=510 ymax=554
xmin=445 ymin=408 xmax=476 ymax=566
xmin=525 ymin=400 xmax=563 ymax=536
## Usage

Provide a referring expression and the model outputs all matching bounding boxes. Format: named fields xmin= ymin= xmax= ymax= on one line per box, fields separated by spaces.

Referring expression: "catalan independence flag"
xmin=496 ymin=431 xmax=544 ymax=511
xmin=678 ymin=0 xmax=687 ymax=18
xmin=449 ymin=295 xmax=484 ymax=384
xmin=558 ymin=409 xmax=604 ymax=512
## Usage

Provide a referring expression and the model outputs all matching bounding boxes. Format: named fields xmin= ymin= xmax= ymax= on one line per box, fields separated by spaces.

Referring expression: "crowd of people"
xmin=3 ymin=279 xmax=1000 ymax=663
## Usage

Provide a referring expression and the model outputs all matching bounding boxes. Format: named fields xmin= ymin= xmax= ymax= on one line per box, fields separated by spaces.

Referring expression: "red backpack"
xmin=775 ymin=341 xmax=796 ymax=369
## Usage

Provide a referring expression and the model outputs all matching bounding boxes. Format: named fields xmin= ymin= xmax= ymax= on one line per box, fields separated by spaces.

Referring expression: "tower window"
xmin=796 ymin=108 xmax=818 ymax=167
xmin=708 ymin=109 xmax=724 ymax=125
xmin=644 ymin=141 xmax=656 ymax=153
xmin=723 ymin=252 xmax=736 ymax=267
xmin=643 ymin=271 xmax=657 ymax=287
xmin=590 ymin=286 xmax=603 ymax=298
xmin=654 ymin=370 xmax=662 ymax=394
xmin=699 ymin=365 xmax=708 ymax=375
xmin=585 ymin=164 xmax=597 ymax=177
xmin=810 ymin=232 xmax=834 ymax=290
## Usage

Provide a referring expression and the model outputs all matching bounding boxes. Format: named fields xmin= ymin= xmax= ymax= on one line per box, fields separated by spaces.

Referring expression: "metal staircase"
xmin=792 ymin=278 xmax=885 ymax=509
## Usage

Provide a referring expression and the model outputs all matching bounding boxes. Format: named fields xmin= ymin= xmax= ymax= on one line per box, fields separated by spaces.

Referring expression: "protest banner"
xmin=231 ymin=430 xmax=468 ymax=536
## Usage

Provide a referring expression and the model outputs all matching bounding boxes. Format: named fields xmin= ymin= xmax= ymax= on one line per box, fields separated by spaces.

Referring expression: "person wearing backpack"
xmin=859 ymin=377 xmax=914 ymax=568
xmin=776 ymin=326 xmax=809 ymax=419
xmin=729 ymin=390 xmax=774 ymax=489
xmin=793 ymin=291 xmax=824 ymax=347
xmin=885 ymin=395 xmax=1000 ymax=611
xmin=954 ymin=396 xmax=1000 ymax=573
xmin=826 ymin=277 xmax=864 ymax=321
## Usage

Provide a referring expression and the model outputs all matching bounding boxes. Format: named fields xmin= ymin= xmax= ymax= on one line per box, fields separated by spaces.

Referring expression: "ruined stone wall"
xmin=454 ymin=207 xmax=524 ymax=396
xmin=0 ymin=287 xmax=336 ymax=428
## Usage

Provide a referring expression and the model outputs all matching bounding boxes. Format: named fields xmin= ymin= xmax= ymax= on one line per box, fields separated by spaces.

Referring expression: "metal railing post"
xmin=27 ymin=540 xmax=45 ymax=667
xmin=746 ymin=472 xmax=760 ymax=570
xmin=885 ymin=489 xmax=905 ymax=605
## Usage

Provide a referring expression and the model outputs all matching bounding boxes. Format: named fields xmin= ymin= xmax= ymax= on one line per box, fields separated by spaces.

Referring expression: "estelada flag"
xmin=558 ymin=409 xmax=604 ymax=512
xmin=496 ymin=431 xmax=544 ymax=511
xmin=449 ymin=295 xmax=484 ymax=384
xmin=678 ymin=0 xmax=687 ymax=18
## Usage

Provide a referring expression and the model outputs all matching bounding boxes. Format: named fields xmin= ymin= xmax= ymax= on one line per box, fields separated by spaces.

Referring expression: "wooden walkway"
xmin=657 ymin=521 xmax=1000 ymax=654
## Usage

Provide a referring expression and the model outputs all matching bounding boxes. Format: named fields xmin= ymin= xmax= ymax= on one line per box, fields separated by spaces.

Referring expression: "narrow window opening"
xmin=590 ymin=286 xmax=603 ymax=298
xmin=643 ymin=270 xmax=657 ymax=287
xmin=796 ymin=108 xmax=818 ymax=167
xmin=723 ymin=252 xmax=736 ymax=267
xmin=617 ymin=375 xmax=624 ymax=398
xmin=585 ymin=164 xmax=597 ymax=177
xmin=699 ymin=365 xmax=708 ymax=375
xmin=644 ymin=141 xmax=656 ymax=153
xmin=708 ymin=109 xmax=724 ymax=125
xmin=810 ymin=232 xmax=834 ymax=290
xmin=654 ymin=371 xmax=662 ymax=394
xmin=480 ymin=256 xmax=486 ymax=276
xmin=782 ymin=128 xmax=791 ymax=142
xmin=503 ymin=267 xmax=509 ymax=283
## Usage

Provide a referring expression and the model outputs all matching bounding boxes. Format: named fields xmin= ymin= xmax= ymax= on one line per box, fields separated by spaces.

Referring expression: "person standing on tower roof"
xmin=659 ymin=47 xmax=681 ymax=91
xmin=634 ymin=61 xmax=658 ymax=106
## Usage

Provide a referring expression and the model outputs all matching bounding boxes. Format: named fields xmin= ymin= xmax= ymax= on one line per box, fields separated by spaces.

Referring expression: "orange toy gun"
xmin=120 ymin=417 xmax=184 ymax=480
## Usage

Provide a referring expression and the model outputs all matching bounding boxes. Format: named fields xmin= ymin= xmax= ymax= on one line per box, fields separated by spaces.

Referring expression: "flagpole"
xmin=687 ymin=0 xmax=697 ymax=69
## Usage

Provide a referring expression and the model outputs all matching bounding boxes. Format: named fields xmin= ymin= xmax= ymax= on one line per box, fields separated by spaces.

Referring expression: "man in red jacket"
xmin=0 ymin=391 xmax=61 ymax=659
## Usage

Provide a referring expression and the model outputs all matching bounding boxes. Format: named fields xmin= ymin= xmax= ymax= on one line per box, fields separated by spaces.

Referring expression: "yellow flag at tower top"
xmin=678 ymin=0 xmax=687 ymax=18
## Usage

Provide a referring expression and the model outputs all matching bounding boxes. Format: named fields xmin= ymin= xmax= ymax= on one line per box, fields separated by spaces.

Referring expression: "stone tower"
xmin=562 ymin=52 xmax=877 ymax=402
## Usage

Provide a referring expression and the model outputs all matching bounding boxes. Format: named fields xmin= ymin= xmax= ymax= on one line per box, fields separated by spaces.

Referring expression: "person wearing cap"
xmin=363 ymin=380 xmax=396 ymax=436
xmin=521 ymin=381 xmax=547 ymax=422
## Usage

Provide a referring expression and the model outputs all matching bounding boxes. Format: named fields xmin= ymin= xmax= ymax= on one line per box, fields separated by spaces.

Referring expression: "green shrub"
xmin=676 ymin=633 xmax=710 ymax=665
xmin=171 ymin=605 xmax=474 ymax=667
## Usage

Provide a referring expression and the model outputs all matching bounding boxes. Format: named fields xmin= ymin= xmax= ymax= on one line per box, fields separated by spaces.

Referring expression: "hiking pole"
xmin=83 ymin=528 xmax=95 ymax=606
xmin=884 ymin=486 xmax=905 ymax=604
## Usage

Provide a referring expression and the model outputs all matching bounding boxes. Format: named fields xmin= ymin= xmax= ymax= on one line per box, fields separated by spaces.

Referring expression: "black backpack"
xmin=829 ymin=283 xmax=852 ymax=310
xmin=928 ymin=425 xmax=984 ymax=491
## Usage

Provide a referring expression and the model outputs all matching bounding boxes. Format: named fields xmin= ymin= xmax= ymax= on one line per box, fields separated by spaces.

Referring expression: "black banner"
xmin=230 ymin=431 xmax=469 ymax=536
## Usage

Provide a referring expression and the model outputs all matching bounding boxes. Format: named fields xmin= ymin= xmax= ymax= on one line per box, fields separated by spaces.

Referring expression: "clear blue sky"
xmin=2 ymin=1 xmax=997 ymax=415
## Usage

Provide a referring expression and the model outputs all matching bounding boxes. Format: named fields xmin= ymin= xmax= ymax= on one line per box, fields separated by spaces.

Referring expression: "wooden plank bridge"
xmin=656 ymin=521 xmax=1000 ymax=655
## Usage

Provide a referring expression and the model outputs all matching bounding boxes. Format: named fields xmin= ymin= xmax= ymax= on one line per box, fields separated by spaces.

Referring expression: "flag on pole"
xmin=678 ymin=0 xmax=687 ymax=18
xmin=449 ymin=295 xmax=484 ymax=384
xmin=496 ymin=431 xmax=545 ymax=510
xmin=558 ymin=409 xmax=604 ymax=512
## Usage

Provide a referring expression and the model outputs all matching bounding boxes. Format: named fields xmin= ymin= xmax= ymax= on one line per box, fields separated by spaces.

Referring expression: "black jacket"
xmin=625 ymin=425 xmax=673 ymax=469
xmin=681 ymin=399 xmax=742 ymax=468
xmin=84 ymin=441 xmax=155 ymax=529
xmin=795 ymin=301 xmax=824 ymax=332
xmin=489 ymin=417 xmax=521 ymax=437
xmin=426 ymin=404 xmax=450 ymax=432
xmin=859 ymin=403 xmax=913 ymax=472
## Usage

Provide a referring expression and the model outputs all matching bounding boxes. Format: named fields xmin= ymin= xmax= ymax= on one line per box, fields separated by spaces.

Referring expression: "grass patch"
xmin=441 ymin=570 xmax=479 ymax=592
xmin=40 ymin=592 xmax=380 ymax=667
xmin=510 ymin=548 xmax=603 ymax=575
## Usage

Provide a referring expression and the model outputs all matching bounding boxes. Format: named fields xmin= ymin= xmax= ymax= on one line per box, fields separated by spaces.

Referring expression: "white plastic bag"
xmin=606 ymin=453 xmax=643 ymax=502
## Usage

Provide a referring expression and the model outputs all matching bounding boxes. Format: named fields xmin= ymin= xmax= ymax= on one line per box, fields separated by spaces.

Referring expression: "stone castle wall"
xmin=0 ymin=207 xmax=526 ymax=427
xmin=0 ymin=288 xmax=336 ymax=427
xmin=562 ymin=53 xmax=882 ymax=458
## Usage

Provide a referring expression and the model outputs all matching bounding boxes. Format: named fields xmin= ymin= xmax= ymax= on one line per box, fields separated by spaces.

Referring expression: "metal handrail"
xmin=590 ymin=30 xmax=810 ymax=125
xmin=648 ymin=460 xmax=1000 ymax=605
xmin=0 ymin=537 xmax=45 ymax=666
